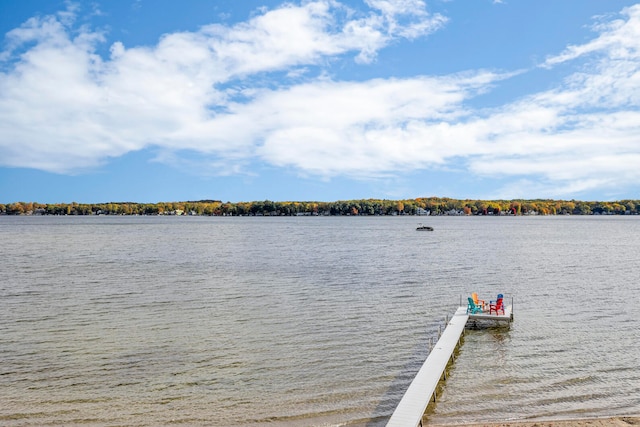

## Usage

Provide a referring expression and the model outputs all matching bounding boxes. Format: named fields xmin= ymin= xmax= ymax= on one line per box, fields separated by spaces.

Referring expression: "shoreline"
xmin=427 ymin=416 xmax=640 ymax=426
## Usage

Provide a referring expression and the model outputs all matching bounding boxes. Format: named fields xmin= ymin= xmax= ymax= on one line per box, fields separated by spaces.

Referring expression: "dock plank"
xmin=386 ymin=307 xmax=469 ymax=427
xmin=467 ymin=305 xmax=512 ymax=322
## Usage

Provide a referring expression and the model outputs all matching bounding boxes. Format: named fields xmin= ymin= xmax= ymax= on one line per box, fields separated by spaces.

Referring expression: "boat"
xmin=416 ymin=224 xmax=434 ymax=231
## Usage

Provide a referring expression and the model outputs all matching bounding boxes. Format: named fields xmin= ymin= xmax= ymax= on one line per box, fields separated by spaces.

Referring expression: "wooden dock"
xmin=386 ymin=306 xmax=469 ymax=427
xmin=386 ymin=304 xmax=513 ymax=427
xmin=468 ymin=305 xmax=513 ymax=323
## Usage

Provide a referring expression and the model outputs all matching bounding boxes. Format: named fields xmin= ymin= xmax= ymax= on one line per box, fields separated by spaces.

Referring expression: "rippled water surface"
xmin=1 ymin=215 xmax=639 ymax=426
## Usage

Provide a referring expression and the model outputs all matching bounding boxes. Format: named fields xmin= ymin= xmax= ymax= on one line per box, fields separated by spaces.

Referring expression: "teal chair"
xmin=467 ymin=297 xmax=483 ymax=314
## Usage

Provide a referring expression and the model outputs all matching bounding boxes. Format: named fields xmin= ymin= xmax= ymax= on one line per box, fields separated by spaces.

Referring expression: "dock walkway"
xmin=386 ymin=306 xmax=469 ymax=427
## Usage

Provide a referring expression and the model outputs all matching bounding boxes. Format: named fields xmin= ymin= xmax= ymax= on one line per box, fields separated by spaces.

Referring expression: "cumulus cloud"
xmin=470 ymin=4 xmax=640 ymax=196
xmin=1 ymin=1 xmax=640 ymax=199
xmin=0 ymin=0 xmax=447 ymax=173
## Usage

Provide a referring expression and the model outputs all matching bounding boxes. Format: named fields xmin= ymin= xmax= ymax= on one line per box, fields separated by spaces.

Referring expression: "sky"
xmin=1 ymin=0 xmax=640 ymax=204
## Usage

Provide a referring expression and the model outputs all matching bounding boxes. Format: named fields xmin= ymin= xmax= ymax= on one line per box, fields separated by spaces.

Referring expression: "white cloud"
xmin=0 ymin=0 xmax=449 ymax=174
xmin=543 ymin=4 xmax=640 ymax=68
xmin=1 ymin=1 xmax=640 ymax=199
xmin=251 ymin=72 xmax=507 ymax=178
xmin=468 ymin=4 xmax=640 ymax=196
xmin=364 ymin=0 xmax=447 ymax=39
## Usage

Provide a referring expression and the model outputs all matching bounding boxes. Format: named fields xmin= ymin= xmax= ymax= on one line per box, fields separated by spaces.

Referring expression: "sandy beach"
xmin=428 ymin=416 xmax=640 ymax=427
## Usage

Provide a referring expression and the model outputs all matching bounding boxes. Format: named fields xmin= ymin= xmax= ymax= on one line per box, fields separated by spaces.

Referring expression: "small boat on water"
xmin=416 ymin=224 xmax=434 ymax=231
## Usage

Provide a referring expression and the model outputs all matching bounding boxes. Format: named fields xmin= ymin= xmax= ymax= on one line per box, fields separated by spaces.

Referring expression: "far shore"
xmin=427 ymin=416 xmax=640 ymax=427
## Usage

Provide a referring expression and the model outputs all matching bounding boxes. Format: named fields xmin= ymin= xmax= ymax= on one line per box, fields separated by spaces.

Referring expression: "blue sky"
xmin=1 ymin=0 xmax=640 ymax=203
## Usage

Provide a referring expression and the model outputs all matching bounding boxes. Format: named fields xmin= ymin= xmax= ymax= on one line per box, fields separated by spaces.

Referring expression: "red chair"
xmin=489 ymin=294 xmax=504 ymax=315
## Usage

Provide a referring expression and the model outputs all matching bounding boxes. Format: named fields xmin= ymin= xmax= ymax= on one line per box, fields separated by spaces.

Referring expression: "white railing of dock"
xmin=386 ymin=306 xmax=469 ymax=427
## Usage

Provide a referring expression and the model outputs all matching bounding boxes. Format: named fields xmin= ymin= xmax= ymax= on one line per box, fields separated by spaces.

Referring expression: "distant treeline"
xmin=2 ymin=198 xmax=640 ymax=216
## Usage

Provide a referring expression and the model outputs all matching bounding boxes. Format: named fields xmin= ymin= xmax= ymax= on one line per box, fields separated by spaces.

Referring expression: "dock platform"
xmin=468 ymin=305 xmax=513 ymax=323
xmin=386 ymin=307 xmax=469 ymax=427
xmin=386 ymin=304 xmax=513 ymax=427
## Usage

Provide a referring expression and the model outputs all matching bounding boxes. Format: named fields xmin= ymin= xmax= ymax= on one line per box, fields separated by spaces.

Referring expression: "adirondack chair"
xmin=467 ymin=297 xmax=483 ymax=314
xmin=472 ymin=292 xmax=486 ymax=310
xmin=489 ymin=294 xmax=505 ymax=315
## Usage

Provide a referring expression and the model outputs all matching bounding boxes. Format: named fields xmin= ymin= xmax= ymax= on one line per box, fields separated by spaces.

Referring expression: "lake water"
xmin=1 ymin=215 xmax=639 ymax=426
